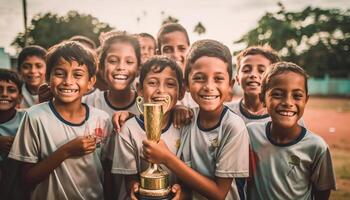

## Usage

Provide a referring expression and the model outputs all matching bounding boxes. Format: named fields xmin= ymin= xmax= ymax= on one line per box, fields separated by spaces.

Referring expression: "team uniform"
xmin=108 ymin=114 xmax=180 ymax=190
xmin=247 ymin=121 xmax=336 ymax=200
xmin=177 ymin=106 xmax=250 ymax=200
xmin=20 ymin=84 xmax=39 ymax=108
xmin=83 ymin=89 xmax=139 ymax=116
xmin=0 ymin=110 xmax=26 ymax=200
xmin=226 ymin=99 xmax=306 ymax=126
xmin=8 ymin=101 xmax=113 ymax=200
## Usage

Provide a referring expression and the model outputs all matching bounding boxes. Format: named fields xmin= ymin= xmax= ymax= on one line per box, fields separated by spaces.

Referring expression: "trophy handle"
xmin=136 ymin=96 xmax=144 ymax=115
xmin=163 ymin=95 xmax=171 ymax=113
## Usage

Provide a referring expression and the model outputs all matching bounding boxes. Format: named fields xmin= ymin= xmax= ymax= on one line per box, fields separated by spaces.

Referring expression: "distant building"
xmin=0 ymin=47 xmax=11 ymax=69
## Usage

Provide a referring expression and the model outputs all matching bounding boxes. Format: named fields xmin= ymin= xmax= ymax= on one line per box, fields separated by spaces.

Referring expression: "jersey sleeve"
xmin=8 ymin=112 xmax=40 ymax=163
xmin=110 ymin=124 xmax=138 ymax=175
xmin=215 ymin=118 xmax=250 ymax=178
xmin=310 ymin=146 xmax=336 ymax=191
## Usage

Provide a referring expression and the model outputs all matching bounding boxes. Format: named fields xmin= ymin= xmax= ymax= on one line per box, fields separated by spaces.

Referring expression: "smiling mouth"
xmin=58 ymin=88 xmax=78 ymax=94
xmin=112 ymin=74 xmax=128 ymax=81
xmin=0 ymin=100 xmax=11 ymax=104
xmin=246 ymin=82 xmax=260 ymax=87
xmin=277 ymin=111 xmax=296 ymax=117
xmin=200 ymin=95 xmax=219 ymax=100
xmin=27 ymin=76 xmax=41 ymax=81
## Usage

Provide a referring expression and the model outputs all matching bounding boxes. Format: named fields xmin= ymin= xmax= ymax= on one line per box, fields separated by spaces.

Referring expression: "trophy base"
xmin=136 ymin=192 xmax=174 ymax=200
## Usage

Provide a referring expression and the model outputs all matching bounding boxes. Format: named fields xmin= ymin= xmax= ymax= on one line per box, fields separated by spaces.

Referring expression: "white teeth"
xmin=0 ymin=100 xmax=10 ymax=104
xmin=201 ymin=95 xmax=218 ymax=100
xmin=247 ymin=82 xmax=259 ymax=86
xmin=113 ymin=75 xmax=128 ymax=80
xmin=59 ymin=89 xmax=77 ymax=93
xmin=278 ymin=111 xmax=295 ymax=117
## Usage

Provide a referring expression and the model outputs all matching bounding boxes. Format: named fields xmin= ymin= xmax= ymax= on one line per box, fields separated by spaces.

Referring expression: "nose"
xmin=63 ymin=74 xmax=74 ymax=85
xmin=282 ymin=94 xmax=293 ymax=107
xmin=204 ymin=79 xmax=215 ymax=91
xmin=115 ymin=61 xmax=127 ymax=71
xmin=1 ymin=88 xmax=8 ymax=97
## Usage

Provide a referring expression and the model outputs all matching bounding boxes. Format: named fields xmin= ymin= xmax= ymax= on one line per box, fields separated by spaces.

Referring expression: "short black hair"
xmin=157 ymin=23 xmax=190 ymax=52
xmin=260 ymin=62 xmax=309 ymax=102
xmin=69 ymin=35 xmax=96 ymax=49
xmin=0 ymin=68 xmax=23 ymax=94
xmin=138 ymin=32 xmax=157 ymax=47
xmin=99 ymin=31 xmax=141 ymax=72
xmin=17 ymin=45 xmax=47 ymax=71
xmin=139 ymin=55 xmax=183 ymax=91
xmin=46 ymin=41 xmax=97 ymax=81
xmin=184 ymin=39 xmax=232 ymax=84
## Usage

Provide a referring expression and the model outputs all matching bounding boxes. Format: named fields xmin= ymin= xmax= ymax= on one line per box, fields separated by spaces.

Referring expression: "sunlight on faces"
xmin=264 ymin=72 xmax=308 ymax=129
xmin=236 ymin=54 xmax=272 ymax=96
xmin=138 ymin=37 xmax=156 ymax=64
xmin=187 ymin=56 xmax=232 ymax=113
xmin=159 ymin=31 xmax=189 ymax=73
xmin=0 ymin=80 xmax=21 ymax=111
xmin=50 ymin=59 xmax=94 ymax=104
xmin=19 ymin=56 xmax=46 ymax=90
xmin=138 ymin=67 xmax=180 ymax=114
xmin=103 ymin=42 xmax=138 ymax=91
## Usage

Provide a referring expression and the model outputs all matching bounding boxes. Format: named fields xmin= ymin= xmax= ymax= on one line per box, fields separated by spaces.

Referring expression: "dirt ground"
xmin=302 ymin=97 xmax=350 ymax=200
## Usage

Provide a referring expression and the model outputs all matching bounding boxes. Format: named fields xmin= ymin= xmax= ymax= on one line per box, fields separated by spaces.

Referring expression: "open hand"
xmin=112 ymin=111 xmax=134 ymax=133
xmin=64 ymin=136 xmax=96 ymax=157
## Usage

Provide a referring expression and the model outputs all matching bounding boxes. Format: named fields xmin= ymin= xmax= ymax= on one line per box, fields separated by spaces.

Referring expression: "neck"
xmin=270 ymin=123 xmax=302 ymax=144
xmin=242 ymin=94 xmax=266 ymax=114
xmin=108 ymin=88 xmax=134 ymax=108
xmin=0 ymin=108 xmax=17 ymax=123
xmin=198 ymin=105 xmax=224 ymax=129
xmin=52 ymin=98 xmax=85 ymax=122
xmin=26 ymin=84 xmax=40 ymax=95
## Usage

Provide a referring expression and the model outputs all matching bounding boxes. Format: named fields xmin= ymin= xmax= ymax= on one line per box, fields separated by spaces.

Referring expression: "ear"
xmin=305 ymin=95 xmax=309 ymax=104
xmin=229 ymin=78 xmax=235 ymax=88
xmin=88 ymin=75 xmax=96 ymax=91
xmin=136 ymin=82 xmax=143 ymax=97
xmin=235 ymin=74 xmax=240 ymax=86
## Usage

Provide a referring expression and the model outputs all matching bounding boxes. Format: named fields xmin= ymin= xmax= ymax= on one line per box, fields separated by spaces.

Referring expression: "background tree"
xmin=194 ymin=22 xmax=206 ymax=35
xmin=234 ymin=3 xmax=350 ymax=77
xmin=12 ymin=11 xmax=113 ymax=51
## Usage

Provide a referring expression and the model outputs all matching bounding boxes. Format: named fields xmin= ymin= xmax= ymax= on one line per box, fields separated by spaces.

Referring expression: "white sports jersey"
xmin=109 ymin=114 xmax=180 ymax=186
xmin=226 ymin=99 xmax=306 ymax=126
xmin=247 ymin=122 xmax=336 ymax=200
xmin=8 ymin=101 xmax=113 ymax=200
xmin=20 ymin=84 xmax=38 ymax=108
xmin=83 ymin=89 xmax=139 ymax=116
xmin=177 ymin=106 xmax=249 ymax=200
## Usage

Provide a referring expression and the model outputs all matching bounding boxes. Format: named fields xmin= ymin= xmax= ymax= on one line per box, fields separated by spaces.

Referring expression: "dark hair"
xmin=260 ymin=62 xmax=309 ymax=101
xmin=0 ymin=68 xmax=23 ymax=94
xmin=138 ymin=32 xmax=157 ymax=48
xmin=236 ymin=45 xmax=280 ymax=73
xmin=139 ymin=55 xmax=183 ymax=91
xmin=157 ymin=23 xmax=190 ymax=52
xmin=69 ymin=35 xmax=96 ymax=49
xmin=46 ymin=41 xmax=97 ymax=81
xmin=184 ymin=39 xmax=232 ymax=84
xmin=17 ymin=45 xmax=47 ymax=70
xmin=99 ymin=31 xmax=141 ymax=72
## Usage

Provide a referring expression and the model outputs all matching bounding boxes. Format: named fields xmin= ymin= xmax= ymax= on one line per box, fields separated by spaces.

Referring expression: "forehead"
xmin=145 ymin=67 xmax=177 ymax=80
xmin=0 ymin=79 xmax=18 ymax=88
xmin=54 ymin=58 xmax=88 ymax=71
xmin=240 ymin=54 xmax=271 ymax=66
xmin=160 ymin=31 xmax=189 ymax=46
xmin=191 ymin=56 xmax=229 ymax=75
xmin=269 ymin=72 xmax=306 ymax=91
xmin=139 ymin=37 xmax=155 ymax=46
xmin=107 ymin=42 xmax=136 ymax=55
xmin=22 ymin=55 xmax=45 ymax=63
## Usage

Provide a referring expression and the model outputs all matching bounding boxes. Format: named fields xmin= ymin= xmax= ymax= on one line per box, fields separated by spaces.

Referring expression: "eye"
xmin=271 ymin=91 xmax=282 ymax=98
xmin=214 ymin=76 xmax=225 ymax=81
xmin=126 ymin=60 xmax=135 ymax=65
xmin=178 ymin=46 xmax=188 ymax=52
xmin=35 ymin=63 xmax=44 ymax=69
xmin=73 ymin=72 xmax=84 ymax=79
xmin=241 ymin=66 xmax=251 ymax=73
xmin=53 ymin=69 xmax=65 ymax=78
xmin=192 ymin=75 xmax=205 ymax=82
xmin=8 ymin=87 xmax=18 ymax=93
xmin=162 ymin=46 xmax=172 ymax=53
xmin=146 ymin=79 xmax=158 ymax=87
xmin=166 ymin=80 xmax=177 ymax=88
xmin=293 ymin=93 xmax=304 ymax=100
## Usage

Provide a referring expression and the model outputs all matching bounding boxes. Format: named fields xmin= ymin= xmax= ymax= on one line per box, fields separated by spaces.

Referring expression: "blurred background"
xmin=0 ymin=0 xmax=349 ymax=199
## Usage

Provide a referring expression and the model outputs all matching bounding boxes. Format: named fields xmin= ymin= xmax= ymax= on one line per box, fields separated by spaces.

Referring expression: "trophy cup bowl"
xmin=136 ymin=96 xmax=173 ymax=200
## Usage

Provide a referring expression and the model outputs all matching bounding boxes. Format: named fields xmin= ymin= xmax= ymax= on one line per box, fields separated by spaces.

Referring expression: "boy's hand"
xmin=64 ymin=136 xmax=96 ymax=157
xmin=142 ymin=140 xmax=171 ymax=164
xmin=38 ymin=83 xmax=53 ymax=103
xmin=112 ymin=111 xmax=134 ymax=133
xmin=173 ymin=105 xmax=193 ymax=128
xmin=130 ymin=182 xmax=140 ymax=200
xmin=0 ymin=136 xmax=15 ymax=153
xmin=171 ymin=184 xmax=182 ymax=200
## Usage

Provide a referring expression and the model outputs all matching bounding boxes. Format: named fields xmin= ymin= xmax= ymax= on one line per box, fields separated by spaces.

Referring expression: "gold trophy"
xmin=136 ymin=96 xmax=173 ymax=200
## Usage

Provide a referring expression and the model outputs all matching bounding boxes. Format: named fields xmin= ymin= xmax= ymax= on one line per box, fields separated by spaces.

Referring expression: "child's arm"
xmin=173 ymin=105 xmax=193 ymax=128
xmin=313 ymin=189 xmax=331 ymax=200
xmin=112 ymin=111 xmax=135 ymax=133
xmin=21 ymin=136 xmax=96 ymax=189
xmin=143 ymin=140 xmax=233 ymax=200
xmin=0 ymin=135 xmax=15 ymax=153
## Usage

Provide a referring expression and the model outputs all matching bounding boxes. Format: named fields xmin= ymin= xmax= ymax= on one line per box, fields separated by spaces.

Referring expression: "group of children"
xmin=0 ymin=22 xmax=336 ymax=200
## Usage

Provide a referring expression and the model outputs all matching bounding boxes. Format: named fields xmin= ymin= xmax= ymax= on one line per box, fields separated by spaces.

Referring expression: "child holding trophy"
xmin=142 ymin=40 xmax=250 ymax=200
xmin=107 ymin=56 xmax=185 ymax=199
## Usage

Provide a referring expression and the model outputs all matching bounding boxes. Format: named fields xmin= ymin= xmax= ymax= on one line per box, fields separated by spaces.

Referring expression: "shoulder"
xmin=303 ymin=129 xmax=329 ymax=152
xmin=25 ymin=102 xmax=51 ymax=119
xmin=225 ymin=99 xmax=240 ymax=113
xmin=221 ymin=108 xmax=246 ymax=132
xmin=88 ymin=104 xmax=110 ymax=119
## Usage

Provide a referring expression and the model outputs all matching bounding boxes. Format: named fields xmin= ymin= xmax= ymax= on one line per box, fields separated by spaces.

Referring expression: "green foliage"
xmin=162 ymin=16 xmax=179 ymax=25
xmin=194 ymin=22 xmax=206 ymax=35
xmin=12 ymin=11 xmax=113 ymax=51
xmin=235 ymin=4 xmax=350 ymax=77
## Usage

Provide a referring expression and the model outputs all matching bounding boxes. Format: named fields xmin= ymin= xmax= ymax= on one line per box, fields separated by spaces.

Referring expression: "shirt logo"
xmin=287 ymin=155 xmax=300 ymax=176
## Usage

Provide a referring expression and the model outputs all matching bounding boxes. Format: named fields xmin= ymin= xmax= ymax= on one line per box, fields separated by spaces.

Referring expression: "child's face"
xmin=104 ymin=42 xmax=138 ymax=91
xmin=19 ymin=56 xmax=46 ymax=88
xmin=50 ymin=59 xmax=94 ymax=104
xmin=264 ymin=72 xmax=308 ymax=129
xmin=187 ymin=56 xmax=232 ymax=113
xmin=0 ymin=80 xmax=21 ymax=111
xmin=159 ymin=31 xmax=189 ymax=73
xmin=236 ymin=54 xmax=271 ymax=97
xmin=138 ymin=37 xmax=156 ymax=64
xmin=138 ymin=67 xmax=181 ymax=114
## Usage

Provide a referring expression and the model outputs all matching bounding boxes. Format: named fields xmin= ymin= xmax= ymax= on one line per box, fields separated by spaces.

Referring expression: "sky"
xmin=0 ymin=0 xmax=349 ymax=55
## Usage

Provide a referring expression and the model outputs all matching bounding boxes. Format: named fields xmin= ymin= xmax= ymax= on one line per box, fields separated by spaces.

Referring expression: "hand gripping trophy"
xmin=136 ymin=95 xmax=174 ymax=200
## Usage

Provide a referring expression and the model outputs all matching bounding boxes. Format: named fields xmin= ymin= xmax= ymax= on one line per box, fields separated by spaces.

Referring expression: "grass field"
xmin=303 ymin=97 xmax=350 ymax=200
